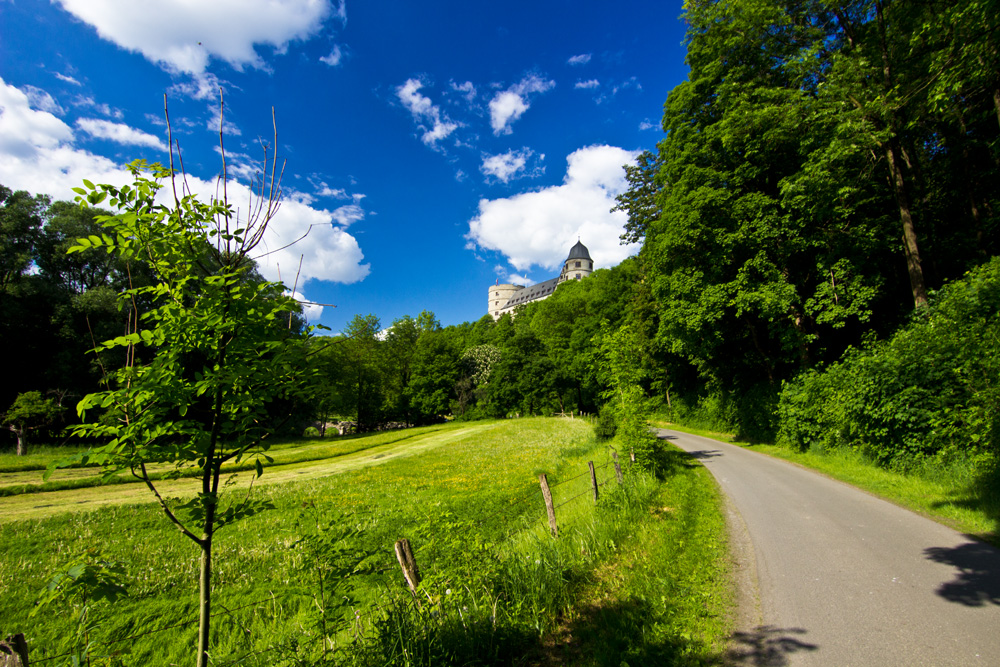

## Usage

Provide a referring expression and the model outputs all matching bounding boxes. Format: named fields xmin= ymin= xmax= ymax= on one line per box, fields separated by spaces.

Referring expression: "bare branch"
xmin=164 ymin=94 xmax=180 ymax=210
xmin=138 ymin=462 xmax=203 ymax=545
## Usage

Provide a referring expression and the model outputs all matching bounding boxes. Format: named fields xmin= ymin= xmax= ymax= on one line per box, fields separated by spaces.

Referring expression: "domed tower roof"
xmin=566 ymin=240 xmax=591 ymax=261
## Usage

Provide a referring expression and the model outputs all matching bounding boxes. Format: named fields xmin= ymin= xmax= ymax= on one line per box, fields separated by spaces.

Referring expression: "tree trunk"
xmin=874 ymin=0 xmax=929 ymax=310
xmin=993 ymin=87 xmax=1000 ymax=132
xmin=10 ymin=426 xmax=26 ymax=456
xmin=885 ymin=140 xmax=929 ymax=309
xmin=197 ymin=532 xmax=212 ymax=667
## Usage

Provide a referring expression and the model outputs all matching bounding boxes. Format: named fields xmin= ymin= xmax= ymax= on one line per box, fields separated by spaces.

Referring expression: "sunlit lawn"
xmin=1 ymin=418 xmax=732 ymax=666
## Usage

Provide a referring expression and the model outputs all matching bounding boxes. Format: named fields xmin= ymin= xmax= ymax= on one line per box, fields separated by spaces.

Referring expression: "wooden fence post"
xmin=538 ymin=474 xmax=558 ymax=537
xmin=612 ymin=451 xmax=623 ymax=485
xmin=1 ymin=633 xmax=28 ymax=667
xmin=394 ymin=539 xmax=421 ymax=595
xmin=588 ymin=461 xmax=599 ymax=503
xmin=629 ymin=448 xmax=636 ymax=465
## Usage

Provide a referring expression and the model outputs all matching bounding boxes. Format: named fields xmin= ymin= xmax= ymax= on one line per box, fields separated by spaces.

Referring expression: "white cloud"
xmin=316 ymin=183 xmax=348 ymax=199
xmin=76 ymin=118 xmax=168 ymax=151
xmin=54 ymin=0 xmax=333 ymax=75
xmin=567 ymin=54 xmax=592 ymax=66
xmin=0 ymin=80 xmax=74 ymax=158
xmin=167 ymin=72 xmax=225 ymax=101
xmin=330 ymin=203 xmax=364 ymax=227
xmin=488 ymin=75 xmax=555 ymax=135
xmin=451 ymin=80 xmax=476 ymax=103
xmin=612 ymin=77 xmax=642 ymax=95
xmin=0 ymin=77 xmax=369 ymax=316
xmin=321 ymin=44 xmax=343 ymax=66
xmin=574 ymin=79 xmax=600 ymax=90
xmin=480 ymin=148 xmax=543 ymax=184
xmin=206 ymin=104 xmax=242 ymax=136
xmin=331 ymin=0 xmax=347 ymax=25
xmin=55 ymin=73 xmax=82 ymax=86
xmin=75 ymin=97 xmax=124 ymax=119
xmin=23 ymin=86 xmax=65 ymax=115
xmin=639 ymin=119 xmax=657 ymax=131
xmin=467 ymin=144 xmax=641 ymax=272
xmin=252 ymin=195 xmax=370 ymax=288
xmin=504 ymin=273 xmax=533 ymax=286
xmin=396 ymin=78 xmax=458 ymax=147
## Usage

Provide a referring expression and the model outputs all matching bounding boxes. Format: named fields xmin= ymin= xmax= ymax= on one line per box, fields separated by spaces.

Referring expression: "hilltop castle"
xmin=488 ymin=240 xmax=593 ymax=320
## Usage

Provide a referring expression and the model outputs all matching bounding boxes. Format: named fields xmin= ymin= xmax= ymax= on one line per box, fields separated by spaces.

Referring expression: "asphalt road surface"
xmin=660 ymin=429 xmax=1000 ymax=666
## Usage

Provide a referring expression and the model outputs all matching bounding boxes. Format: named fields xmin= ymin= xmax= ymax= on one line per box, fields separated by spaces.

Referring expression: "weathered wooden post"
xmin=612 ymin=451 xmax=623 ymax=485
xmin=629 ymin=448 xmax=635 ymax=465
xmin=538 ymin=474 xmax=558 ymax=537
xmin=588 ymin=461 xmax=599 ymax=503
xmin=1 ymin=634 xmax=29 ymax=667
xmin=394 ymin=539 xmax=421 ymax=595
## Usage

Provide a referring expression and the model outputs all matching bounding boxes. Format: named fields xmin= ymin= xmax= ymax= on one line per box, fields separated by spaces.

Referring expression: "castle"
xmin=488 ymin=240 xmax=593 ymax=319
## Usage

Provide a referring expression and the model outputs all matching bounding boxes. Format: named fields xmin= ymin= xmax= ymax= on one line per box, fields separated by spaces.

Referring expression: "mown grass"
xmin=0 ymin=427 xmax=451 ymax=496
xmin=656 ymin=420 xmax=1000 ymax=547
xmin=0 ymin=418 xmax=732 ymax=666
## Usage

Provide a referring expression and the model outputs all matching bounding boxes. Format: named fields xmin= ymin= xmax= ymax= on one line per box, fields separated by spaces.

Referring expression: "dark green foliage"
xmin=594 ymin=405 xmax=617 ymax=440
xmin=777 ymin=258 xmax=1000 ymax=470
xmin=3 ymin=390 xmax=63 ymax=455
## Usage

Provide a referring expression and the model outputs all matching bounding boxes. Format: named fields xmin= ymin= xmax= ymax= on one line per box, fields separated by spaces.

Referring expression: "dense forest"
xmin=3 ymin=0 xmax=999 ymax=477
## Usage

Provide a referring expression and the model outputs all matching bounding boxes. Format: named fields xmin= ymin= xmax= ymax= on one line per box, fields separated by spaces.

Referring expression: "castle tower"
xmin=488 ymin=282 xmax=523 ymax=320
xmin=558 ymin=240 xmax=593 ymax=284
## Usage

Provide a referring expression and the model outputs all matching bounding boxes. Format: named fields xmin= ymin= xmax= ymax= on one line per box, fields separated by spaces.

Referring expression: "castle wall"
xmin=489 ymin=283 xmax=523 ymax=320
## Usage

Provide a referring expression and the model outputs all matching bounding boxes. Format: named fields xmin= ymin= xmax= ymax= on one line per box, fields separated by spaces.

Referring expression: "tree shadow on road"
xmin=924 ymin=541 xmax=1000 ymax=607
xmin=724 ymin=625 xmax=818 ymax=666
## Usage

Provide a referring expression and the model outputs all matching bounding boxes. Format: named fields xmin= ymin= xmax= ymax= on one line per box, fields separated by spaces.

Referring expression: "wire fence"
xmin=21 ymin=445 xmax=634 ymax=665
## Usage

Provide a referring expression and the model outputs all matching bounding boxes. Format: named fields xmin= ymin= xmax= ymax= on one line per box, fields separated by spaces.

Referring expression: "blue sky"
xmin=0 ymin=0 xmax=689 ymax=332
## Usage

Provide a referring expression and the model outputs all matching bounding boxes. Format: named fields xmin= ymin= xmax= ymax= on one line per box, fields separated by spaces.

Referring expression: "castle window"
xmin=575 ymin=273 xmax=581 ymax=280
xmin=575 ymin=261 xmax=581 ymax=268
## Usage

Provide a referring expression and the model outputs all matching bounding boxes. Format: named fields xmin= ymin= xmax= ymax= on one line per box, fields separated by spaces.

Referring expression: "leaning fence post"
xmin=588 ymin=461 xmax=599 ymax=503
xmin=629 ymin=448 xmax=635 ymax=466
xmin=1 ymin=633 xmax=29 ymax=667
xmin=394 ymin=539 xmax=421 ymax=595
xmin=538 ymin=474 xmax=558 ymax=537
xmin=612 ymin=451 xmax=624 ymax=485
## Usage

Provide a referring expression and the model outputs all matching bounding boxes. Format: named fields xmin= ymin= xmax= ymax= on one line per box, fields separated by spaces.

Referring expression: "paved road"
xmin=660 ymin=429 xmax=1000 ymax=666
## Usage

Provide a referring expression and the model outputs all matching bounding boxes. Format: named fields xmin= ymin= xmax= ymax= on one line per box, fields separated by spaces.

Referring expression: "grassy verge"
xmin=655 ymin=420 xmax=1000 ymax=546
xmin=1 ymin=418 xmax=732 ymax=666
xmin=526 ymin=447 xmax=731 ymax=666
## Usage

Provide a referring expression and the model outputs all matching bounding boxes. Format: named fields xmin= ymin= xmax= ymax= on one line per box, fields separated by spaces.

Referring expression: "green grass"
xmin=655 ymin=420 xmax=1000 ymax=546
xmin=0 ymin=418 xmax=733 ymax=666
xmin=0 ymin=427 xmax=454 ymax=496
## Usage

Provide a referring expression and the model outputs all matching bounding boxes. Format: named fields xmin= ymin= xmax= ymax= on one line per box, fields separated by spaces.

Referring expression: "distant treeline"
xmin=4 ymin=0 xmax=999 ymax=474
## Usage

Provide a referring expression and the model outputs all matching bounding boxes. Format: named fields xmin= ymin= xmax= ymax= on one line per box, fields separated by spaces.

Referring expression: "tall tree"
xmin=342 ymin=314 xmax=385 ymax=431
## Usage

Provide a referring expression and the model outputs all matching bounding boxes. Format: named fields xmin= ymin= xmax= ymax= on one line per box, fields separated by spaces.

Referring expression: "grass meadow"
xmin=0 ymin=418 xmax=731 ymax=666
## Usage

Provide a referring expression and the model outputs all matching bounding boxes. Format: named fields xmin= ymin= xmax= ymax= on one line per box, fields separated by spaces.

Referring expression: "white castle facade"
xmin=488 ymin=241 xmax=594 ymax=320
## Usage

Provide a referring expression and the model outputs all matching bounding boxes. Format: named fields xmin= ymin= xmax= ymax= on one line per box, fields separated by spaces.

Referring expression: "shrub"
xmin=777 ymin=257 xmax=1000 ymax=470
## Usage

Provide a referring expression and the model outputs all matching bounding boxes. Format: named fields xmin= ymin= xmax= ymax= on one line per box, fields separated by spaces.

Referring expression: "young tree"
xmin=3 ymin=390 xmax=61 ymax=456
xmin=64 ymin=110 xmax=314 ymax=667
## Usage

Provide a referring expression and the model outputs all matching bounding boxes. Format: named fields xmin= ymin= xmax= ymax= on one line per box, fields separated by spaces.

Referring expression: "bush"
xmin=777 ymin=257 xmax=1000 ymax=470
xmin=595 ymin=404 xmax=618 ymax=440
